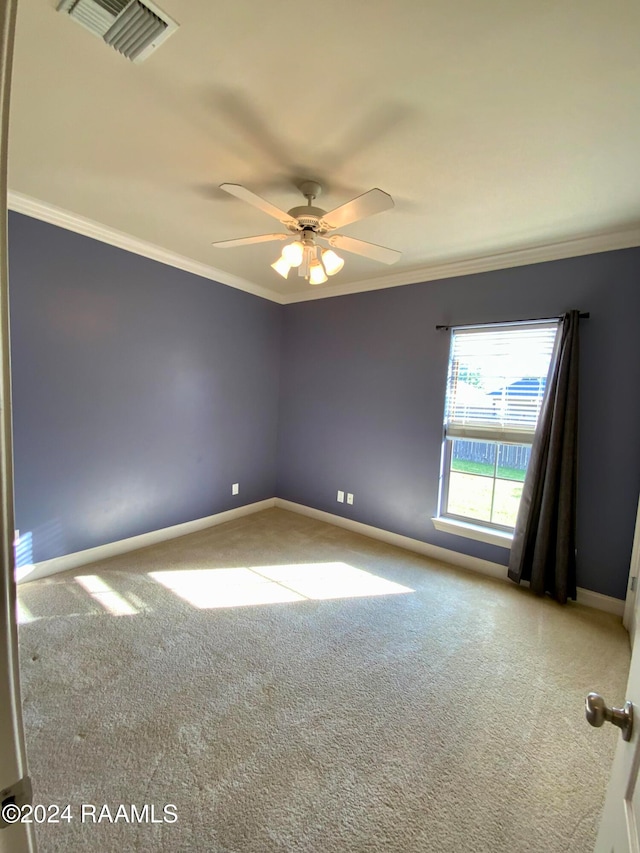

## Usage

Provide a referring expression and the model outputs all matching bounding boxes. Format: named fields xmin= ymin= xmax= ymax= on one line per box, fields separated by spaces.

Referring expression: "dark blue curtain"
xmin=508 ymin=310 xmax=580 ymax=604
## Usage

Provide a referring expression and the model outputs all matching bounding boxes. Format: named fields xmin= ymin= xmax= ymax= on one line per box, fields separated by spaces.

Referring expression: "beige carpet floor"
xmin=17 ymin=508 xmax=630 ymax=852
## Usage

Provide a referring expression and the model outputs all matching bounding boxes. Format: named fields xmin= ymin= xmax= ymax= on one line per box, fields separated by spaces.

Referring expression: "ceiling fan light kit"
xmin=308 ymin=259 xmax=328 ymax=286
xmin=271 ymin=230 xmax=339 ymax=284
xmin=270 ymin=255 xmax=292 ymax=278
xmin=281 ymin=240 xmax=304 ymax=266
xmin=321 ymin=249 xmax=345 ymax=276
xmin=212 ymin=179 xmax=401 ymax=286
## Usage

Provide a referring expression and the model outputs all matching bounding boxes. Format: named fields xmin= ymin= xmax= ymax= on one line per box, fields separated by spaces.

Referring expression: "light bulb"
xmin=282 ymin=241 xmax=304 ymax=267
xmin=321 ymin=249 xmax=344 ymax=276
xmin=271 ymin=255 xmax=291 ymax=279
xmin=308 ymin=260 xmax=328 ymax=285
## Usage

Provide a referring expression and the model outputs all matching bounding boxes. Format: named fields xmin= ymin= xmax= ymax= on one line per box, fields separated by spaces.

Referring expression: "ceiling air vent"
xmin=57 ymin=0 xmax=178 ymax=62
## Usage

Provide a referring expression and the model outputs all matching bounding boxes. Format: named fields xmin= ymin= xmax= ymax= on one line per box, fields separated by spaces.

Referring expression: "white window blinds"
xmin=444 ymin=321 xmax=559 ymax=444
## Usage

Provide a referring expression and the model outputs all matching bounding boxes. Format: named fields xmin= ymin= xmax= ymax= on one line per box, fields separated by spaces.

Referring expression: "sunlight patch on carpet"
xmin=148 ymin=562 xmax=413 ymax=609
xmin=75 ymin=575 xmax=139 ymax=616
xmin=16 ymin=600 xmax=37 ymax=624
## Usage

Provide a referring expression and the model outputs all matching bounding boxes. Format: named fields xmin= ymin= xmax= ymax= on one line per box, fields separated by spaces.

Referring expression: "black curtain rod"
xmin=435 ymin=312 xmax=589 ymax=331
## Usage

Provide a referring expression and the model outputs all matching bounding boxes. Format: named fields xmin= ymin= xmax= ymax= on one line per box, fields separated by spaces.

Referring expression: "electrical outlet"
xmin=337 ymin=490 xmax=345 ymax=503
xmin=232 ymin=483 xmax=239 ymax=495
xmin=347 ymin=493 xmax=354 ymax=505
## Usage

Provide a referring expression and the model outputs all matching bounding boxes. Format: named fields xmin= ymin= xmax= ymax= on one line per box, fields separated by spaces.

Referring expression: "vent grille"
xmin=100 ymin=0 xmax=129 ymax=13
xmin=58 ymin=0 xmax=178 ymax=62
xmin=65 ymin=0 xmax=127 ymax=34
xmin=104 ymin=2 xmax=166 ymax=59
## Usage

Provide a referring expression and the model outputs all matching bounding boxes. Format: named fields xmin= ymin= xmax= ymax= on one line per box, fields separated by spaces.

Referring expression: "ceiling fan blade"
xmin=211 ymin=233 xmax=288 ymax=248
xmin=326 ymin=234 xmax=401 ymax=265
xmin=219 ymin=183 xmax=298 ymax=226
xmin=320 ymin=188 xmax=394 ymax=230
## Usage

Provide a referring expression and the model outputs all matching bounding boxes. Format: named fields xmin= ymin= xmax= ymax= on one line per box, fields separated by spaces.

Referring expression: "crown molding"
xmin=280 ymin=226 xmax=640 ymax=303
xmin=7 ymin=191 xmax=284 ymax=304
xmin=9 ymin=191 xmax=640 ymax=306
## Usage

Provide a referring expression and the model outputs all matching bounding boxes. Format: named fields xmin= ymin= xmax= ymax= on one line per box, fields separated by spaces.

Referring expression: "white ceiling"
xmin=8 ymin=0 xmax=640 ymax=303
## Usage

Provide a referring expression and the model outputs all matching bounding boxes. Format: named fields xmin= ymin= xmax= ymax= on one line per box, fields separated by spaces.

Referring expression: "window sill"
xmin=431 ymin=516 xmax=513 ymax=549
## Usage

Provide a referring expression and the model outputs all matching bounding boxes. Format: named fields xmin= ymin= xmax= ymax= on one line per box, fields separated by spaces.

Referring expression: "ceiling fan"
xmin=211 ymin=180 xmax=401 ymax=285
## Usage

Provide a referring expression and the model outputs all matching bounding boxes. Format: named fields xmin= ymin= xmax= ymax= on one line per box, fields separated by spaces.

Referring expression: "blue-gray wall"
xmin=9 ymin=212 xmax=282 ymax=563
xmin=9 ymin=211 xmax=640 ymax=599
xmin=277 ymin=249 xmax=640 ymax=600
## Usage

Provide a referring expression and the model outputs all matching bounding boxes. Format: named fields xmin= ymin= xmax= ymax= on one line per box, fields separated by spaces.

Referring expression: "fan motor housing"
xmin=287 ymin=205 xmax=326 ymax=230
xmin=287 ymin=205 xmax=325 ymax=220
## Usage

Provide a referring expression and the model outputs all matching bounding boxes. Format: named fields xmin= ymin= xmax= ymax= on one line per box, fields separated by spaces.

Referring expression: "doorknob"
xmin=585 ymin=692 xmax=633 ymax=742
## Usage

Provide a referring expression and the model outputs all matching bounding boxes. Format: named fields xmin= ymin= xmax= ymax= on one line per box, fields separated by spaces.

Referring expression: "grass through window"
xmin=451 ymin=458 xmax=527 ymax=482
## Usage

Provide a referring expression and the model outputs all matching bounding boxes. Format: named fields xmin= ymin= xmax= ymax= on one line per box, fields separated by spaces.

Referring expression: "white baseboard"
xmin=274 ymin=498 xmax=508 ymax=579
xmin=17 ymin=499 xmax=276 ymax=584
xmin=274 ymin=499 xmax=625 ymax=618
xmin=18 ymin=496 xmax=625 ymax=617
xmin=573 ymin=587 xmax=624 ymax=616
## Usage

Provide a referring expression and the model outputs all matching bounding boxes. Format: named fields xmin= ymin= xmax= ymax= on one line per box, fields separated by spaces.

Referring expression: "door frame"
xmin=623 ymin=495 xmax=640 ymax=648
xmin=0 ymin=1 xmax=35 ymax=849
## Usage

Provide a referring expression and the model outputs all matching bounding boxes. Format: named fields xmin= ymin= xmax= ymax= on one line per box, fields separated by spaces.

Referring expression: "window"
xmin=438 ymin=321 xmax=559 ymax=535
